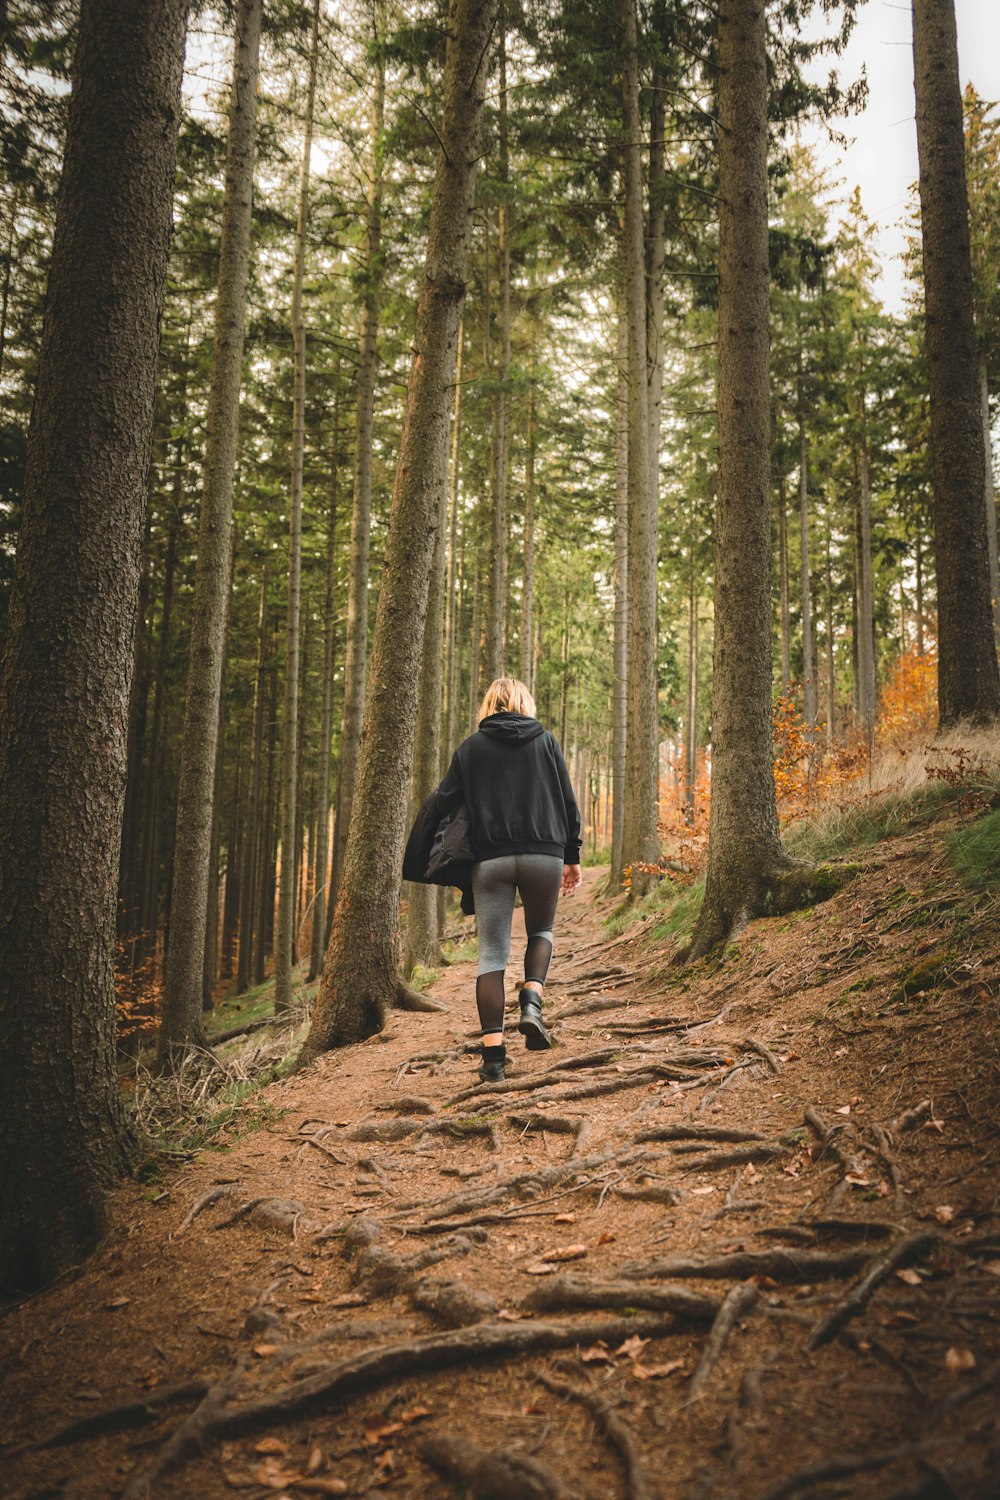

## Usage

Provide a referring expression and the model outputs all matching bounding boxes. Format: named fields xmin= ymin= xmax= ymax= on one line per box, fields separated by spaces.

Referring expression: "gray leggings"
xmin=472 ymin=853 xmax=563 ymax=978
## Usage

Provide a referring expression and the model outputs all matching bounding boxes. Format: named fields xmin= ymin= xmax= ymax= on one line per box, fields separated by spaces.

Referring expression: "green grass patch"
xmin=408 ymin=963 xmax=440 ymax=994
xmin=949 ymin=806 xmax=1000 ymax=890
xmin=442 ymin=938 xmax=477 ymax=964
xmin=785 ymin=778 xmax=997 ymax=863
xmin=582 ymin=846 xmax=611 ymax=867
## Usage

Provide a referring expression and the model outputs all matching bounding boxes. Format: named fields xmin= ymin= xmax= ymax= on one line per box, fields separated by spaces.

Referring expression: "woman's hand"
xmin=562 ymin=864 xmax=582 ymax=894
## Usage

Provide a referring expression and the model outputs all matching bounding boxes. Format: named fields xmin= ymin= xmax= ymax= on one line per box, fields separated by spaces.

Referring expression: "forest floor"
xmin=3 ymin=797 xmax=1000 ymax=1499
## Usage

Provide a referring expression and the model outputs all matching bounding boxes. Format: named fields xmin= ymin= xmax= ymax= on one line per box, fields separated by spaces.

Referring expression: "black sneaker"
xmin=518 ymin=990 xmax=553 ymax=1050
xmin=478 ymin=1042 xmax=506 ymax=1083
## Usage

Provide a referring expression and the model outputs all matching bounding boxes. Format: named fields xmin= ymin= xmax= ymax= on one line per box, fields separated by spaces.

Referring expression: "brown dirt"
xmin=2 ymin=819 xmax=999 ymax=1500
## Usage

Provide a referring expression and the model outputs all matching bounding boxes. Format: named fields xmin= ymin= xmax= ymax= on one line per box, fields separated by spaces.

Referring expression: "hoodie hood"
xmin=478 ymin=711 xmax=546 ymax=743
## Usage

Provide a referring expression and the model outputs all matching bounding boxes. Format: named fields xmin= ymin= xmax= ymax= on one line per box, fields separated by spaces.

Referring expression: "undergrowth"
xmin=949 ymin=806 xmax=1000 ymax=889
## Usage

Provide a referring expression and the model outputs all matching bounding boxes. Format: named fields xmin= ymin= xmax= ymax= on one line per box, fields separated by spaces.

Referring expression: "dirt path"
xmin=3 ymin=842 xmax=999 ymax=1499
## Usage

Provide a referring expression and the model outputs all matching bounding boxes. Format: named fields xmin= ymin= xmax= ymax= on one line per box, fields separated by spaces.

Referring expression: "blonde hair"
xmin=477 ymin=676 xmax=537 ymax=724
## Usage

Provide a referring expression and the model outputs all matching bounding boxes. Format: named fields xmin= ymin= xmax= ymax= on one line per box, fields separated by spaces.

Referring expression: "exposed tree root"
xmin=687 ymin=1281 xmax=758 ymax=1399
xmin=756 ymin=1442 xmax=928 ymax=1500
xmin=806 ymin=1232 xmax=939 ymax=1350
xmin=674 ymin=1144 xmax=786 ymax=1172
xmin=537 ymin=1370 xmax=656 ymax=1500
xmin=618 ymin=1246 xmax=875 ymax=1282
xmin=30 ymin=1379 xmax=212 ymax=1451
xmin=173 ymin=1185 xmax=237 ymax=1235
xmin=121 ymin=1357 xmax=250 ymax=1498
xmin=742 ymin=1036 xmax=781 ymax=1074
xmin=396 ymin=981 xmax=450 ymax=1013
xmin=637 ymin=1125 xmax=767 ymax=1144
xmin=123 ymin=1314 xmax=679 ymax=1490
xmin=410 ymin=1276 xmax=499 ymax=1327
xmin=421 ymin=1433 xmax=572 ymax=1499
xmin=523 ymin=1273 xmax=719 ymax=1321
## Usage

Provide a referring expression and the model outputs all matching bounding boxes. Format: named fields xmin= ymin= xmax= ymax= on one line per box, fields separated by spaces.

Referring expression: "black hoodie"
xmin=408 ymin=712 xmax=582 ymax=870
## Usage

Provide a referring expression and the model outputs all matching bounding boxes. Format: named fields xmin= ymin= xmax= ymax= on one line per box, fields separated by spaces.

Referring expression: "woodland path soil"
xmin=2 ymin=833 xmax=1000 ymax=1500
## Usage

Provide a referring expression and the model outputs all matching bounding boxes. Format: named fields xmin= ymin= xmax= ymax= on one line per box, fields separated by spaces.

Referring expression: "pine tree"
xmin=0 ymin=0 xmax=188 ymax=1291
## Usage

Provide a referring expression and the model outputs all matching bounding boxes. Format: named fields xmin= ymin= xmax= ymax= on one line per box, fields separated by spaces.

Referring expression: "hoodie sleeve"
xmin=401 ymin=750 xmax=465 ymax=882
xmin=551 ymin=736 xmax=582 ymax=863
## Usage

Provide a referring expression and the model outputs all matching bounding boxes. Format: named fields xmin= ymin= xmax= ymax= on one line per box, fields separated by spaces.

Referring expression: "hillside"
xmin=2 ymin=787 xmax=999 ymax=1499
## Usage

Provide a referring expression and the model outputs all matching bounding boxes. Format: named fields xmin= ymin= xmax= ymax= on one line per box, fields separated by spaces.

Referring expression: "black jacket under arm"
xmin=403 ymin=712 xmax=582 ymax=884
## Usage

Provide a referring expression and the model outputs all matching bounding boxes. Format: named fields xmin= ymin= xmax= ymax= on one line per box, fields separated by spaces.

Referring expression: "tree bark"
xmin=689 ymin=0 xmax=787 ymax=960
xmin=912 ymin=0 xmax=1000 ymax=723
xmin=275 ymin=0 xmax=320 ymax=1013
xmin=798 ymin=375 xmax=815 ymax=728
xmin=0 ymin=0 xmax=187 ymax=1292
xmin=443 ymin=317 xmax=464 ymax=750
xmin=237 ymin=571 xmax=268 ymax=993
xmin=619 ymin=0 xmax=659 ymax=894
xmin=300 ymin=0 xmax=497 ymax=1058
xmin=520 ymin=346 xmax=536 ymax=690
xmin=980 ymin=360 xmax=998 ymax=637
xmin=159 ymin=0 xmax=261 ymax=1063
xmin=483 ymin=11 xmax=510 ymax=684
xmin=309 ymin=375 xmax=342 ymax=983
xmin=855 ymin=388 xmax=876 ymax=735
xmin=684 ymin=553 xmax=698 ymax=825
xmin=777 ymin=475 xmax=791 ymax=691
xmin=609 ymin=302 xmax=628 ymax=884
xmin=332 ymin=0 xmax=386 ymax=899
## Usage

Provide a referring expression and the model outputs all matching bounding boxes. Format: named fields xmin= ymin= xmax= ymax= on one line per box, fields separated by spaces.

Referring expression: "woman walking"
xmin=403 ymin=677 xmax=581 ymax=1083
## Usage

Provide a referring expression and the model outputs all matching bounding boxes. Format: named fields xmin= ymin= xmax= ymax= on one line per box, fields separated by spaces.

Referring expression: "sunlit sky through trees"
xmin=801 ymin=0 xmax=1000 ymax=314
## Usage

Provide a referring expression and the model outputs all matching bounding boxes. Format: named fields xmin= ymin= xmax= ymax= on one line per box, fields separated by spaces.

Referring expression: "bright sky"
xmin=800 ymin=0 xmax=1000 ymax=314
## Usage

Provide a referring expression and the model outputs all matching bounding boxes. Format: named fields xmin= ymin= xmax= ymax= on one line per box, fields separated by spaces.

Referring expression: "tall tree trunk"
xmin=915 ymin=533 xmax=926 ymax=656
xmin=237 ymin=572 xmax=268 ymax=993
xmin=276 ymin=0 xmax=320 ymax=1014
xmin=825 ymin=515 xmax=836 ymax=747
xmin=777 ymin=475 xmax=791 ymax=691
xmin=798 ymin=373 xmax=815 ymax=728
xmin=912 ymin=0 xmax=1000 ymax=724
xmin=610 ymin=303 xmax=628 ymax=884
xmin=309 ymin=378 xmax=342 ymax=983
xmin=619 ymin=0 xmax=659 ymax=894
xmin=520 ymin=348 xmax=536 ymax=690
xmin=856 ymin=388 xmax=876 ymax=734
xmin=0 ymin=0 xmax=186 ymax=1293
xmin=689 ymin=0 xmax=787 ymax=960
xmin=159 ymin=0 xmax=261 ymax=1062
xmin=684 ymin=555 xmax=698 ymax=825
xmin=646 ymin=67 xmax=665 ymax=506
xmin=443 ymin=316 xmax=464 ymax=751
xmin=405 ymin=484 xmax=448 ymax=973
xmin=332 ymin=1 xmax=387 ymax=899
xmin=300 ymin=0 xmax=497 ymax=1058
xmin=980 ymin=360 xmax=998 ymax=637
xmin=483 ymin=12 xmax=510 ymax=684
xmin=468 ymin=550 xmax=481 ymax=732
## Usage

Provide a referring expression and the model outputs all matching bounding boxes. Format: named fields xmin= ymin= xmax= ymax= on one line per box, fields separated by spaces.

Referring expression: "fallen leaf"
xmin=834 ymin=1047 xmax=848 ymax=1057
xmin=877 ymin=1181 xmax=893 ymax=1197
xmin=834 ymin=1105 xmax=852 ymax=1116
xmin=933 ymin=1205 xmax=956 ymax=1224
xmin=615 ymin=1334 xmax=649 ymax=1360
xmin=306 ymin=1445 xmax=324 ymax=1473
xmin=595 ymin=1231 xmax=616 ymax=1247
xmin=253 ymin=1457 xmax=300 ymax=1490
xmin=845 ymin=1172 xmax=870 ymax=1186
xmin=329 ymin=1292 xmax=367 ymax=1308
xmin=363 ymin=1420 xmax=403 ymax=1449
xmin=105 ymin=1297 xmax=130 ymax=1310
xmin=523 ymin=1260 xmax=557 ymax=1276
xmin=296 ymin=1481 xmax=348 ymax=1497
xmin=691 ymin=1185 xmax=716 ymax=1196
xmin=374 ymin=1449 xmax=396 ymax=1476
xmin=253 ymin=1344 xmax=279 ymax=1358
xmin=895 ymin=1268 xmax=922 ymax=1286
xmin=750 ymin=1274 xmax=779 ymax=1290
xmin=400 ymin=1405 xmax=432 ymax=1424
xmin=540 ymin=1243 xmax=587 ymax=1263
xmin=781 ymin=1051 xmax=801 ymax=1062
xmin=581 ymin=1342 xmax=613 ymax=1364
xmin=254 ymin=1437 xmax=289 ymax=1456
xmin=944 ymin=1346 xmax=976 ymax=1372
xmin=299 ymin=1292 xmax=325 ymax=1303
xmin=982 ymin=1260 xmax=1000 ymax=1278
xmin=553 ymin=1213 xmax=577 ymax=1224
xmin=924 ymin=1117 xmax=946 ymax=1133
xmin=631 ymin=1358 xmax=685 ymax=1380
